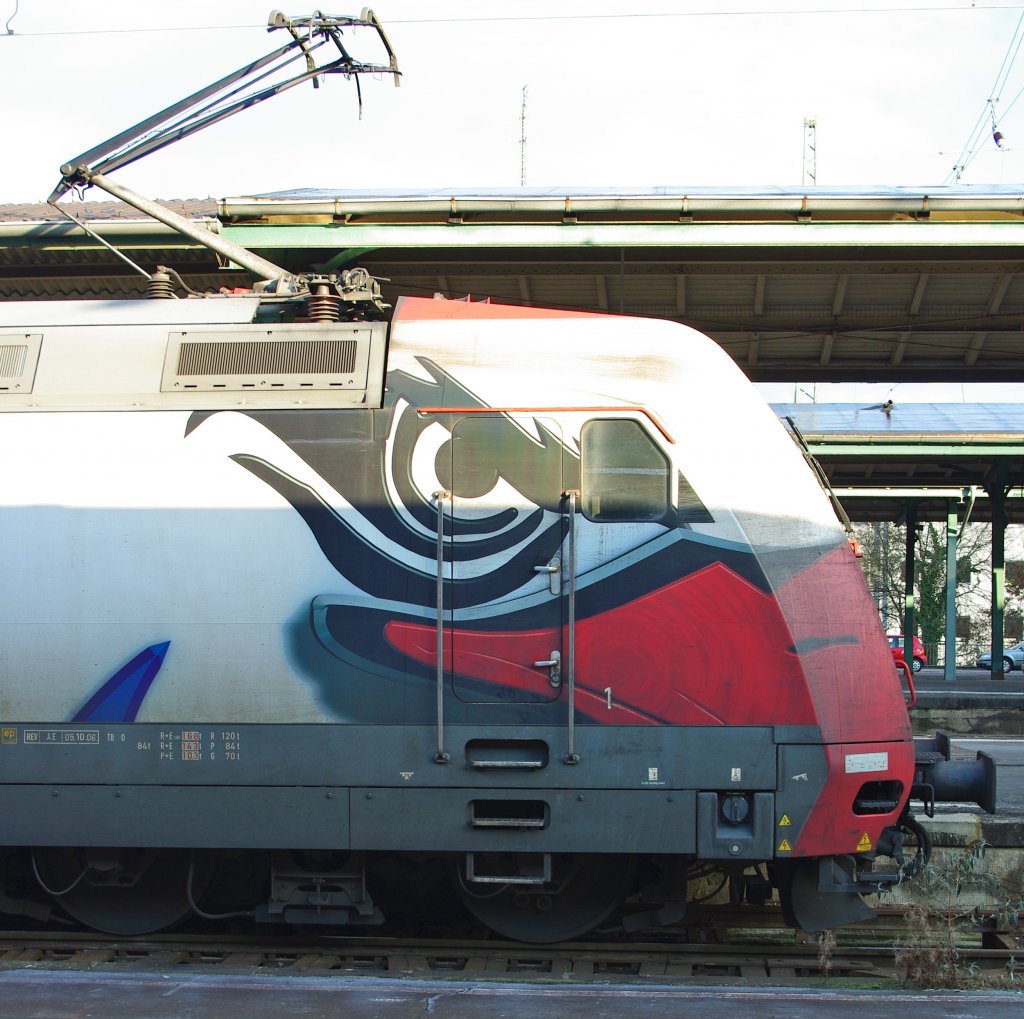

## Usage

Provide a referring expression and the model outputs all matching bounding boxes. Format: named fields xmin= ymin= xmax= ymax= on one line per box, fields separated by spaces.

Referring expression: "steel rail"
xmin=0 ymin=925 xmax=1018 ymax=987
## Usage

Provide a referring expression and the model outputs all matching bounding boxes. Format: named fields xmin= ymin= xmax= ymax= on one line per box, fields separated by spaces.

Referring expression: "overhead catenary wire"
xmin=989 ymin=9 xmax=1024 ymax=94
xmin=3 ymin=4 xmax=1023 ymax=38
xmin=990 ymin=67 xmax=1024 ymax=124
xmin=946 ymin=9 xmax=1024 ymax=181
xmin=985 ymin=17 xmax=1024 ymax=144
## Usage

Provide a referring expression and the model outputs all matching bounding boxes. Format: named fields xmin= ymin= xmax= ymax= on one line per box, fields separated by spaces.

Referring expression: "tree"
xmin=916 ymin=523 xmax=948 ymax=653
xmin=854 ymin=519 xmax=991 ymax=664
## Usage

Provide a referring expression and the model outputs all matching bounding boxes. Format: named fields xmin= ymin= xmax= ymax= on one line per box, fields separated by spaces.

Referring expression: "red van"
xmin=888 ymin=634 xmax=926 ymax=673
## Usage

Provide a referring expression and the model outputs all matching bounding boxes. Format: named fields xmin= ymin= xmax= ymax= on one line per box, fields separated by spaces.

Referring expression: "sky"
xmin=5 ymin=0 xmax=1024 ymax=201
xmin=4 ymin=0 xmax=1024 ymax=403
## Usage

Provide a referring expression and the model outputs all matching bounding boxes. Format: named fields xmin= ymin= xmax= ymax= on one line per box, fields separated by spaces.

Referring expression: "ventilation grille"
xmin=176 ymin=338 xmax=358 ymax=377
xmin=0 ymin=345 xmax=27 ymax=377
xmin=162 ymin=326 xmax=375 ymax=393
xmin=0 ymin=334 xmax=42 ymax=393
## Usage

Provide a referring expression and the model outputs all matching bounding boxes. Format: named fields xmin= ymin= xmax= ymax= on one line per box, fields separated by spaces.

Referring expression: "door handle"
xmin=533 ymin=558 xmax=561 ymax=595
xmin=533 ymin=649 xmax=561 ymax=688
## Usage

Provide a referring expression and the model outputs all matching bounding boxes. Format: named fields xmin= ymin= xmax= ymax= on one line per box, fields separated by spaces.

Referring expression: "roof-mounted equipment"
xmin=47 ymin=10 xmax=400 ymax=312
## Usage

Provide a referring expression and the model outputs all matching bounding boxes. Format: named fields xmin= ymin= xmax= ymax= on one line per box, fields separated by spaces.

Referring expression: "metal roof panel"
xmin=774 ymin=402 xmax=1024 ymax=436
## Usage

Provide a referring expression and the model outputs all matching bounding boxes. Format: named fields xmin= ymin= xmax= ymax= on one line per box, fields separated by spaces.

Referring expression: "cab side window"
xmin=580 ymin=419 xmax=671 ymax=522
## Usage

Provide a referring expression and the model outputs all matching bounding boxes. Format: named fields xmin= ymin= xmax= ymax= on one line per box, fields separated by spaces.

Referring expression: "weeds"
xmin=895 ymin=904 xmax=963 ymax=988
xmin=816 ymin=927 xmax=836 ymax=980
xmin=894 ymin=841 xmax=1023 ymax=989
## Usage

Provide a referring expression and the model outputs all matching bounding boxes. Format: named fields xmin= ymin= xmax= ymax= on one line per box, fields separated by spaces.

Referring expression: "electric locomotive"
xmin=0 ymin=9 xmax=994 ymax=942
xmin=0 ymin=290 xmax=993 ymax=940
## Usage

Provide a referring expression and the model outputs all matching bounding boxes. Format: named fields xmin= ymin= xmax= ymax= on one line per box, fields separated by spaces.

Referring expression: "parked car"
xmin=888 ymin=634 xmax=927 ymax=673
xmin=975 ymin=641 xmax=1024 ymax=672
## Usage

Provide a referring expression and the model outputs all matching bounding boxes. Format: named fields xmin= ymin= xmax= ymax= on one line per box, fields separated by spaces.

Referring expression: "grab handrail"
xmin=433 ymin=489 xmax=451 ymax=762
xmin=564 ymin=489 xmax=580 ymax=764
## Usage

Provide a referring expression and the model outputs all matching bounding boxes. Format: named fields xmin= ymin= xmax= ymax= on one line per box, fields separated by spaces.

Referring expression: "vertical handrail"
xmin=433 ymin=490 xmax=451 ymax=763
xmin=564 ymin=489 xmax=580 ymax=764
xmin=896 ymin=658 xmax=917 ymax=709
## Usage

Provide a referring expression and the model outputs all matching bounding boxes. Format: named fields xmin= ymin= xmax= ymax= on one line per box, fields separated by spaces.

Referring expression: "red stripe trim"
xmin=394 ymin=296 xmax=603 ymax=321
xmin=417 ymin=406 xmax=675 ymax=443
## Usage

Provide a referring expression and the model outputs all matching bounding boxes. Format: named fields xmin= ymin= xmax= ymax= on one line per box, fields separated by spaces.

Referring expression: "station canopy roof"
xmin=3 ymin=184 xmax=1024 ymax=383
xmin=775 ymin=402 xmax=1024 ymax=524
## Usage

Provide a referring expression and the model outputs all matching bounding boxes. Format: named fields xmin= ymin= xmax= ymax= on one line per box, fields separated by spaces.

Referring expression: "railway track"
xmin=0 ymin=909 xmax=1019 ymax=988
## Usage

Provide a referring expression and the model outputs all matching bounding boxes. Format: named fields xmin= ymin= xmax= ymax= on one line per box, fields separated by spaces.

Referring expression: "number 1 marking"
xmin=604 ymin=686 xmax=613 ymax=710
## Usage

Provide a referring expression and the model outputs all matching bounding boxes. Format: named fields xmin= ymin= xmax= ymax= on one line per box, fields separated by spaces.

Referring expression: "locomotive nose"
xmin=780 ymin=732 xmax=997 ymax=933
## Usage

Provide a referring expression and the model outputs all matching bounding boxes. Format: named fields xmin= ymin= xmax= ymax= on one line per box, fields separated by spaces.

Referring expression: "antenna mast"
xmin=519 ymin=85 xmax=528 ymax=187
xmin=802 ymin=117 xmax=817 ymax=186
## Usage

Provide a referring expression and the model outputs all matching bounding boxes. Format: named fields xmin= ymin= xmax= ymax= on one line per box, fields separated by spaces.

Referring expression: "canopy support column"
xmin=902 ymin=504 xmax=918 ymax=670
xmin=987 ymin=461 xmax=1010 ymax=681
xmin=943 ymin=500 xmax=959 ymax=682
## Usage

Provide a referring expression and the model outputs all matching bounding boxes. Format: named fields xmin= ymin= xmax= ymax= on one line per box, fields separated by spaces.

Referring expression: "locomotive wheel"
xmin=776 ymin=856 xmax=875 ymax=932
xmin=454 ymin=853 xmax=633 ymax=943
xmin=32 ymin=847 xmax=213 ymax=936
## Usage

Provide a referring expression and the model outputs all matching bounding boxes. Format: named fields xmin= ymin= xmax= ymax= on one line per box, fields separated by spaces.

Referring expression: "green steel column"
xmin=990 ymin=467 xmax=1008 ymax=681
xmin=944 ymin=501 xmax=958 ymax=682
xmin=903 ymin=505 xmax=918 ymax=670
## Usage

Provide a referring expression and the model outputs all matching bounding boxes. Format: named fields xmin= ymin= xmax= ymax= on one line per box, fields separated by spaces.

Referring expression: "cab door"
xmin=445 ymin=414 xmax=567 ymax=704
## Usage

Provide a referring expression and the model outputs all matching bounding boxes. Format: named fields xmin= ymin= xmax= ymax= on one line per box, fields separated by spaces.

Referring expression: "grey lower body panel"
xmin=0 ymin=723 xmax=787 ymax=788
xmin=350 ymin=787 xmax=697 ymax=854
xmin=0 ymin=722 xmax=807 ymax=855
xmin=0 ymin=785 xmax=348 ymax=849
xmin=0 ymin=785 xmax=695 ymax=853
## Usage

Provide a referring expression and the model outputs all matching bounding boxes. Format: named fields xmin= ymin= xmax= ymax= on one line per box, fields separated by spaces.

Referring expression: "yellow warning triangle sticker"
xmin=778 ymin=814 xmax=792 ymax=826
xmin=778 ymin=838 xmax=792 ymax=852
xmin=856 ymin=832 xmax=873 ymax=852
